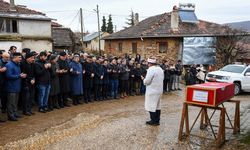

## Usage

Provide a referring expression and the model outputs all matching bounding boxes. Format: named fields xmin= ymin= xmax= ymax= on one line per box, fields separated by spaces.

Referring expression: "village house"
xmin=0 ymin=0 xmax=52 ymax=52
xmin=83 ymin=32 xmax=109 ymax=52
xmin=51 ymin=22 xmax=78 ymax=53
xmin=103 ymin=3 xmax=234 ymax=65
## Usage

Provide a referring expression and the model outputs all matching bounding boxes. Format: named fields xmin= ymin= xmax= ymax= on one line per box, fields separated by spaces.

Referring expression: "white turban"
xmin=147 ymin=58 xmax=156 ymax=64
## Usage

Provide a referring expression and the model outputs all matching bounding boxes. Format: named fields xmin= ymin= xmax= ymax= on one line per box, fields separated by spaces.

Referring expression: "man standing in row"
xmin=144 ymin=57 xmax=164 ymax=126
xmin=5 ymin=52 xmax=27 ymax=121
xmin=57 ymin=52 xmax=70 ymax=107
xmin=35 ymin=52 xmax=51 ymax=113
xmin=20 ymin=52 xmax=36 ymax=116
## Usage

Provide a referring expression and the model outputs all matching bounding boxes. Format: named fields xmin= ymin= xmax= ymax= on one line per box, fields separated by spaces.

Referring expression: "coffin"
xmin=186 ymin=82 xmax=235 ymax=107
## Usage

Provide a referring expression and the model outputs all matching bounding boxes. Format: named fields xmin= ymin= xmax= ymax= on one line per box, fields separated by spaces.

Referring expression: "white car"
xmin=205 ymin=64 xmax=250 ymax=95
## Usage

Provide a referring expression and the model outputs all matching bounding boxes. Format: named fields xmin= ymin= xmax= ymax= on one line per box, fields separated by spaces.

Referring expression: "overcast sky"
xmin=13 ymin=0 xmax=250 ymax=33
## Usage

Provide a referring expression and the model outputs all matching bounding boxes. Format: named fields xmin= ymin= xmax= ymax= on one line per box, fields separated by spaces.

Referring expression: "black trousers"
xmin=7 ymin=93 xmax=19 ymax=118
xmin=102 ymin=84 xmax=109 ymax=99
xmin=59 ymin=93 xmax=69 ymax=106
xmin=0 ymin=88 xmax=7 ymax=112
xmin=128 ymin=79 xmax=135 ymax=95
xmin=84 ymin=87 xmax=92 ymax=102
xmin=22 ymin=85 xmax=35 ymax=113
xmin=164 ymin=79 xmax=170 ymax=92
xmin=94 ymin=84 xmax=102 ymax=100
xmin=149 ymin=110 xmax=161 ymax=123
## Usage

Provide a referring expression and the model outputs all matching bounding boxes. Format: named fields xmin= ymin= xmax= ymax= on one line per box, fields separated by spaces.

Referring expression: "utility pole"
xmin=96 ymin=5 xmax=101 ymax=55
xmin=80 ymin=8 xmax=84 ymax=51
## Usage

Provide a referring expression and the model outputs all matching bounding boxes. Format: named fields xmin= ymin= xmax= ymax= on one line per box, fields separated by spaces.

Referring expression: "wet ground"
xmin=0 ymin=85 xmax=250 ymax=150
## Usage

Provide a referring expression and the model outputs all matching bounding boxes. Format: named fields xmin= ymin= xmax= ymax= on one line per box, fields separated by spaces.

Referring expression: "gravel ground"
xmin=0 ymin=85 xmax=249 ymax=150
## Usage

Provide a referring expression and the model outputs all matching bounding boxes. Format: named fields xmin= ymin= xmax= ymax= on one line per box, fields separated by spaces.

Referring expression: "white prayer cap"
xmin=147 ymin=57 xmax=156 ymax=64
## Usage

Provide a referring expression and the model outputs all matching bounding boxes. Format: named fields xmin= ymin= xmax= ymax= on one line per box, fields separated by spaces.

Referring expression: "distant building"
xmin=103 ymin=3 xmax=234 ymax=65
xmin=0 ymin=0 xmax=52 ymax=52
xmin=83 ymin=32 xmax=109 ymax=52
xmin=51 ymin=22 xmax=77 ymax=53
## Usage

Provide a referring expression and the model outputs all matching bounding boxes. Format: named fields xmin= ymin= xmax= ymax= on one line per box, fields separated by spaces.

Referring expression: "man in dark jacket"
xmin=34 ymin=52 xmax=51 ymax=113
xmin=128 ymin=60 xmax=136 ymax=96
xmin=102 ymin=59 xmax=110 ymax=100
xmin=140 ymin=60 xmax=148 ymax=94
xmin=5 ymin=52 xmax=26 ymax=121
xmin=93 ymin=57 xmax=104 ymax=101
xmin=0 ymin=52 xmax=9 ymax=122
xmin=0 ymin=52 xmax=10 ymax=115
xmin=175 ymin=60 xmax=183 ymax=90
xmin=82 ymin=56 xmax=95 ymax=103
xmin=57 ymin=52 xmax=71 ymax=107
xmin=109 ymin=58 xmax=120 ymax=99
xmin=20 ymin=52 xmax=36 ymax=116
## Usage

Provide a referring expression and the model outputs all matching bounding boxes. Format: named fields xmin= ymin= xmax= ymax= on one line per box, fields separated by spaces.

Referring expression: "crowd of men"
xmin=0 ymin=46 xmax=185 ymax=122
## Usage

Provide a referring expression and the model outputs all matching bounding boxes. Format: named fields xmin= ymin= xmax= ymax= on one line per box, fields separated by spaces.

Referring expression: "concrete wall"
xmin=105 ymin=38 xmax=181 ymax=61
xmin=0 ymin=41 xmax=22 ymax=52
xmin=19 ymin=20 xmax=51 ymax=37
xmin=85 ymin=39 xmax=105 ymax=51
xmin=22 ymin=40 xmax=52 ymax=53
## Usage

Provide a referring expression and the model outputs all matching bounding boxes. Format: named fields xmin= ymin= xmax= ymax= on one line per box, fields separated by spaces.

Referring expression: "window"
xmin=159 ymin=42 xmax=168 ymax=53
xmin=118 ymin=43 xmax=122 ymax=52
xmin=244 ymin=68 xmax=250 ymax=75
xmin=0 ymin=18 xmax=18 ymax=33
xmin=132 ymin=42 xmax=137 ymax=54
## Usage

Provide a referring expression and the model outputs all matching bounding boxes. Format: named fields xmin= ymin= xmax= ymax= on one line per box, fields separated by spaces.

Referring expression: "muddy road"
xmin=0 ymin=87 xmax=250 ymax=150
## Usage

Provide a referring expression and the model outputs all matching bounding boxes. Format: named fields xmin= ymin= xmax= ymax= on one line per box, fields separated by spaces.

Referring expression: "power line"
xmin=43 ymin=9 xmax=151 ymax=18
xmin=67 ymin=10 xmax=80 ymax=27
xmin=43 ymin=10 xmax=78 ymax=13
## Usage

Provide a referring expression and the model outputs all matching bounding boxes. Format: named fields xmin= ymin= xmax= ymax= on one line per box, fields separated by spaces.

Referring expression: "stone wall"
xmin=104 ymin=37 xmax=181 ymax=62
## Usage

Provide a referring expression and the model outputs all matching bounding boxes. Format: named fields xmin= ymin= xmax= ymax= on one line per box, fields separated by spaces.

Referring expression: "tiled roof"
xmin=83 ymin=32 xmax=102 ymax=42
xmin=52 ymin=28 xmax=74 ymax=47
xmin=0 ymin=0 xmax=45 ymax=15
xmin=104 ymin=12 xmax=230 ymax=40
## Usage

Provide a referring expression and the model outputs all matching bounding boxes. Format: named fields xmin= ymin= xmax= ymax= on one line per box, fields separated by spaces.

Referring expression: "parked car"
xmin=205 ymin=64 xmax=250 ymax=95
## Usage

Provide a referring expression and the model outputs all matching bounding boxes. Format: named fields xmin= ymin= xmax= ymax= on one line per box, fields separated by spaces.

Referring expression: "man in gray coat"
xmin=143 ymin=57 xmax=164 ymax=126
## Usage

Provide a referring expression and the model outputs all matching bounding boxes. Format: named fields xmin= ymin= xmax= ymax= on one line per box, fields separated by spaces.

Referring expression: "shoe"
xmin=146 ymin=121 xmax=160 ymax=126
xmin=23 ymin=112 xmax=32 ymax=116
xmin=8 ymin=117 xmax=18 ymax=121
xmin=77 ymin=101 xmax=83 ymax=104
xmin=2 ymin=110 xmax=6 ymax=113
xmin=14 ymin=114 xmax=22 ymax=118
xmin=44 ymin=107 xmax=49 ymax=111
xmin=54 ymin=106 xmax=60 ymax=109
xmin=64 ymin=104 xmax=71 ymax=107
xmin=0 ymin=120 xmax=6 ymax=123
xmin=38 ymin=108 xmax=46 ymax=113
xmin=178 ymin=88 xmax=182 ymax=91
xmin=29 ymin=112 xmax=35 ymax=115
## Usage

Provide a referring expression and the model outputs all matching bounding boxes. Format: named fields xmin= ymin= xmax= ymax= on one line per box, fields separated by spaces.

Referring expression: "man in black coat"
xmin=102 ymin=59 xmax=110 ymax=100
xmin=93 ymin=57 xmax=104 ymax=101
xmin=34 ymin=52 xmax=51 ymax=113
xmin=0 ymin=52 xmax=9 ymax=111
xmin=0 ymin=52 xmax=9 ymax=122
xmin=82 ymin=56 xmax=95 ymax=103
xmin=20 ymin=52 xmax=36 ymax=116
xmin=128 ymin=60 xmax=136 ymax=96
xmin=57 ymin=52 xmax=71 ymax=107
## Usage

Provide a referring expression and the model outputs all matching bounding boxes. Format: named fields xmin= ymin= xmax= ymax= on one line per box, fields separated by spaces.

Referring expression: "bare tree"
xmin=215 ymin=26 xmax=248 ymax=68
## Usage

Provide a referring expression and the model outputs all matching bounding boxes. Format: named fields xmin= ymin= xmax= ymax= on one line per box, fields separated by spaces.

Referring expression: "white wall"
xmin=88 ymin=39 xmax=105 ymax=51
xmin=19 ymin=20 xmax=51 ymax=37
xmin=0 ymin=41 xmax=22 ymax=52
xmin=22 ymin=40 xmax=52 ymax=53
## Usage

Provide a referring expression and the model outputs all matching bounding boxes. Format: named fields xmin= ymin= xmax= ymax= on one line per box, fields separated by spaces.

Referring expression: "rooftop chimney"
xmin=134 ymin=13 xmax=139 ymax=25
xmin=171 ymin=5 xmax=179 ymax=31
xmin=9 ymin=0 xmax=16 ymax=12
